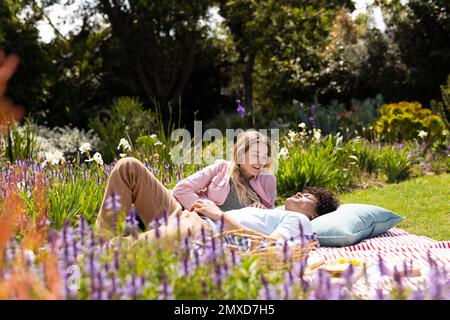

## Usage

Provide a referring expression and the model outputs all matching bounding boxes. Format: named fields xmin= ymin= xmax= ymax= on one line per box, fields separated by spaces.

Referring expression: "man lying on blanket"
xmin=191 ymin=187 xmax=339 ymax=240
xmin=127 ymin=187 xmax=339 ymax=244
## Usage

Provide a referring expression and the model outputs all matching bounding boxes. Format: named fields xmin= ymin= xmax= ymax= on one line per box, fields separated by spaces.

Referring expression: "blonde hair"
xmin=230 ymin=131 xmax=272 ymax=206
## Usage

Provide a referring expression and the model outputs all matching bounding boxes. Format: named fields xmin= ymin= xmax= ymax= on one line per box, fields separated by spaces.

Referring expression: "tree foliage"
xmin=0 ymin=0 xmax=449 ymax=130
xmin=218 ymin=0 xmax=354 ymax=122
xmin=376 ymin=0 xmax=450 ymax=103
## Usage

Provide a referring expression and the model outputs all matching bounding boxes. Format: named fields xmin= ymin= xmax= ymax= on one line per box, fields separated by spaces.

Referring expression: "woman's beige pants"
xmin=95 ymin=157 xmax=183 ymax=234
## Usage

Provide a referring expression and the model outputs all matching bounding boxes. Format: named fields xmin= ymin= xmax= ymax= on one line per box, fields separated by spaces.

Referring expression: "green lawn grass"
xmin=339 ymin=173 xmax=450 ymax=241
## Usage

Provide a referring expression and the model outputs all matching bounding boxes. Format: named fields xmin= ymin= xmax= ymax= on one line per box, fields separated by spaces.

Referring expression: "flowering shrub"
xmin=276 ymin=96 xmax=383 ymax=138
xmin=35 ymin=125 xmax=101 ymax=161
xmin=374 ymin=101 xmax=445 ymax=143
xmin=88 ymin=97 xmax=158 ymax=162
xmin=276 ymin=127 xmax=357 ymax=196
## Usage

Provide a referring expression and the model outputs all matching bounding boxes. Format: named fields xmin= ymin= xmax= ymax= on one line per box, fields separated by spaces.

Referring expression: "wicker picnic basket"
xmin=214 ymin=228 xmax=319 ymax=270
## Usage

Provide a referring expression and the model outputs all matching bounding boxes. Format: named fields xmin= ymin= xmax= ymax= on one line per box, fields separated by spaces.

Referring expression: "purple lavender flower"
xmin=343 ymin=263 xmax=354 ymax=294
xmin=392 ymin=266 xmax=404 ymax=298
xmin=375 ymin=288 xmax=386 ymax=300
xmin=298 ymin=222 xmax=305 ymax=247
xmin=283 ymin=282 xmax=292 ymax=300
xmin=89 ymin=251 xmax=99 ymax=299
xmin=122 ymin=276 xmax=137 ymax=300
xmin=312 ymin=269 xmax=329 ymax=300
xmin=97 ymin=269 xmax=104 ymax=300
xmin=104 ymin=191 xmax=121 ymax=213
xmin=79 ymin=217 xmax=86 ymax=247
xmin=159 ymin=274 xmax=173 ymax=300
xmin=114 ymin=250 xmax=120 ymax=271
xmin=260 ymin=275 xmax=275 ymax=300
xmin=378 ymin=254 xmax=389 ymax=276
xmin=230 ymin=249 xmax=236 ymax=266
xmin=428 ymin=264 xmax=444 ymax=299
xmin=150 ymin=219 xmax=161 ymax=239
xmin=236 ymin=99 xmax=246 ymax=117
xmin=193 ymin=249 xmax=200 ymax=268
xmin=110 ymin=276 xmax=118 ymax=299
xmin=214 ymin=263 xmax=225 ymax=291
xmin=201 ymin=280 xmax=208 ymax=299
xmin=161 ymin=208 xmax=169 ymax=226
xmin=409 ymin=290 xmax=425 ymax=300
xmin=181 ymin=240 xmax=191 ymax=276
xmin=125 ymin=208 xmax=139 ymax=239
xmin=219 ymin=214 xmax=225 ymax=235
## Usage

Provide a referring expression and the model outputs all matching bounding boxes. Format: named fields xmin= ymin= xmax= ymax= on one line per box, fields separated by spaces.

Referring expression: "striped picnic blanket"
xmin=307 ymin=228 xmax=450 ymax=298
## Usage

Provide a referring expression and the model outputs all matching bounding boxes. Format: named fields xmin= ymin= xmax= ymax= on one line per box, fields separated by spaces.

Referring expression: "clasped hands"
xmin=188 ymin=199 xmax=267 ymax=222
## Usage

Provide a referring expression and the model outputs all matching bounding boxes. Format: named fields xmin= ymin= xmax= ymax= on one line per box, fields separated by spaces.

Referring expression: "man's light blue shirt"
xmin=205 ymin=207 xmax=312 ymax=239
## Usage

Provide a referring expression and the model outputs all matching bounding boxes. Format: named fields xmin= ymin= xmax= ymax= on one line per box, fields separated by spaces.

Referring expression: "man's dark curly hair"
xmin=303 ymin=187 xmax=340 ymax=216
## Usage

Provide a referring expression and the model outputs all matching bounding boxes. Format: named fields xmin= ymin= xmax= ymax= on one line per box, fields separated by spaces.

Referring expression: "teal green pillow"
xmin=310 ymin=203 xmax=405 ymax=247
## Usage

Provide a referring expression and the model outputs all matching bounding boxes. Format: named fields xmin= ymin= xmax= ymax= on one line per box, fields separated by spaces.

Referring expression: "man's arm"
xmin=269 ymin=230 xmax=288 ymax=240
xmin=269 ymin=212 xmax=313 ymax=240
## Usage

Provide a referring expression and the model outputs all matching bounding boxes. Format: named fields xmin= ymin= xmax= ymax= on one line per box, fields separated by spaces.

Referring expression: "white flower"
xmin=154 ymin=141 xmax=163 ymax=146
xmin=278 ymin=147 xmax=289 ymax=159
xmin=53 ymin=150 xmax=65 ymax=164
xmin=149 ymin=134 xmax=157 ymax=139
xmin=79 ymin=142 xmax=92 ymax=154
xmin=443 ymin=130 xmax=448 ymax=136
xmin=418 ymin=130 xmax=428 ymax=138
xmin=85 ymin=152 xmax=104 ymax=165
xmin=117 ymin=138 xmax=132 ymax=151
xmin=313 ymin=130 xmax=321 ymax=142
xmin=288 ymin=130 xmax=297 ymax=141
xmin=298 ymin=122 xmax=306 ymax=129
xmin=41 ymin=150 xmax=65 ymax=167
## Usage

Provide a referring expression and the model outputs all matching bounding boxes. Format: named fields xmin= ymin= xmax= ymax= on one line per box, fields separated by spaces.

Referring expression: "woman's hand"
xmin=139 ymin=210 xmax=212 ymax=242
xmin=177 ymin=210 xmax=212 ymax=237
xmin=249 ymin=201 xmax=267 ymax=209
xmin=189 ymin=199 xmax=224 ymax=221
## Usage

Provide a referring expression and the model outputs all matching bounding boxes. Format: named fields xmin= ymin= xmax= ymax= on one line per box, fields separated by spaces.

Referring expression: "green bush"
xmin=431 ymin=74 xmax=450 ymax=131
xmin=375 ymin=101 xmax=446 ymax=143
xmin=351 ymin=138 xmax=381 ymax=173
xmin=276 ymin=130 xmax=357 ymax=196
xmin=88 ymin=97 xmax=157 ymax=162
xmin=291 ymin=95 xmax=383 ymax=137
xmin=19 ymin=164 xmax=106 ymax=229
xmin=1 ymin=118 xmax=39 ymax=161
xmin=378 ymin=145 xmax=412 ymax=183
